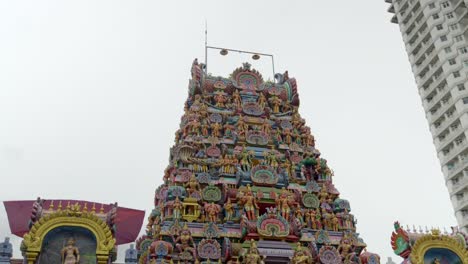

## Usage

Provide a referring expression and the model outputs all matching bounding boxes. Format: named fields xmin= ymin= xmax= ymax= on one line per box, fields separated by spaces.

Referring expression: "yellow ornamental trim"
xmin=22 ymin=209 xmax=115 ymax=264
xmin=410 ymin=232 xmax=468 ymax=264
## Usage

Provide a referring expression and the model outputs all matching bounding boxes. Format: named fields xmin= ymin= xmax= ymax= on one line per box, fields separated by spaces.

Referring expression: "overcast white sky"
xmin=0 ymin=0 xmax=458 ymax=262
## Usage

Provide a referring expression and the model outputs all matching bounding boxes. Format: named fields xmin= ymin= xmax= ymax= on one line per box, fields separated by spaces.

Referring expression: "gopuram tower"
xmin=137 ymin=58 xmax=380 ymax=264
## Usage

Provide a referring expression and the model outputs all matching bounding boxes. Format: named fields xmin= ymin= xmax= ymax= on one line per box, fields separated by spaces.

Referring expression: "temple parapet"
xmin=391 ymin=221 xmax=468 ymax=263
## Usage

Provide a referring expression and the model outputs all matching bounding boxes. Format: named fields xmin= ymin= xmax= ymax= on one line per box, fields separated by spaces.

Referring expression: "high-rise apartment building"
xmin=386 ymin=0 xmax=468 ymax=231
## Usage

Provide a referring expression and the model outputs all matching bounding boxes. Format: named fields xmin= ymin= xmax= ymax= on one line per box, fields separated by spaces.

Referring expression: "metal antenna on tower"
xmin=204 ymin=19 xmax=208 ymax=74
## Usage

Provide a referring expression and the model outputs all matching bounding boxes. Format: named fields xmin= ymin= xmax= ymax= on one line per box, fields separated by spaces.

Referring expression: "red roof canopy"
xmin=3 ymin=200 xmax=145 ymax=245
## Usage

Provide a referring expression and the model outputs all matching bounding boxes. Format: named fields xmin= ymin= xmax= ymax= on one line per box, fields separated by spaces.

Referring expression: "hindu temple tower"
xmin=136 ymin=57 xmax=380 ymax=264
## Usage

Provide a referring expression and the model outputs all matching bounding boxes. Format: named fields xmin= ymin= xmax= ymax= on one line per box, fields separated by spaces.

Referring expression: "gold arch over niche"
xmin=22 ymin=207 xmax=116 ymax=264
xmin=410 ymin=230 xmax=468 ymax=264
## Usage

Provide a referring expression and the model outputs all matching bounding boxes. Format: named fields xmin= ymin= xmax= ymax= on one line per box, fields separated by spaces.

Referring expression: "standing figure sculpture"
xmin=239 ymin=185 xmax=259 ymax=220
xmin=276 ymin=188 xmax=293 ymax=221
xmin=205 ymin=202 xmax=221 ymax=223
xmin=61 ymin=238 xmax=80 ymax=264
xmin=172 ymin=196 xmax=183 ymax=219
xmin=224 ymin=198 xmax=235 ymax=221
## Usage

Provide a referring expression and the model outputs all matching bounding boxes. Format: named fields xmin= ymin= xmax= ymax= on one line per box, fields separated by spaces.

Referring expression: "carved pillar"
xmin=97 ymin=254 xmax=109 ymax=264
xmin=25 ymin=252 xmax=39 ymax=264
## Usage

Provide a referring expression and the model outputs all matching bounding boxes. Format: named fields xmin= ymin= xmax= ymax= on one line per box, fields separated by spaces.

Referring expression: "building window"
xmin=458 ymin=84 xmax=465 ymax=91
xmin=454 ymin=71 xmax=461 ymax=78
xmin=449 ymin=59 xmax=457 ymax=65
xmin=450 ymin=24 xmax=459 ymax=30
xmin=445 ymin=47 xmax=452 ymax=53
xmin=462 ymin=97 xmax=468 ymax=104
xmin=460 ymin=47 xmax=468 ymax=54
xmin=455 ymin=35 xmax=464 ymax=42
xmin=447 ymin=12 xmax=454 ymax=19
xmin=429 ymin=3 xmax=436 ymax=9
xmin=442 ymin=1 xmax=450 ymax=8
xmin=433 ymin=14 xmax=440 ymax=19
xmin=436 ymin=24 xmax=443 ymax=30
xmin=441 ymin=35 xmax=448 ymax=42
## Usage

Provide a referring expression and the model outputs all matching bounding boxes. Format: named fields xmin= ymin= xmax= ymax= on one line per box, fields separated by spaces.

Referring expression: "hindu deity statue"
xmin=224 ymin=198 xmax=235 ymax=221
xmin=239 ymin=148 xmax=254 ymax=171
xmin=275 ymin=187 xmax=293 ymax=221
xmin=211 ymin=122 xmax=223 ymax=138
xmin=337 ymin=234 xmax=354 ymax=261
xmin=172 ymin=196 xmax=183 ymax=219
xmin=205 ymin=202 xmax=221 ymax=223
xmin=291 ymin=243 xmax=313 ymax=264
xmin=185 ymin=174 xmax=201 ymax=195
xmin=269 ymin=95 xmax=282 ymax=113
xmin=243 ymin=240 xmax=263 ymax=264
xmin=331 ymin=213 xmax=340 ymax=232
xmin=257 ymin=93 xmax=267 ymax=109
xmin=232 ymin=89 xmax=242 ymax=109
xmin=61 ymin=238 xmax=80 ymax=264
xmin=294 ymin=204 xmax=304 ymax=225
xmin=174 ymin=224 xmax=197 ymax=259
xmin=214 ymin=92 xmax=227 ymax=108
xmin=239 ymin=185 xmax=259 ymax=221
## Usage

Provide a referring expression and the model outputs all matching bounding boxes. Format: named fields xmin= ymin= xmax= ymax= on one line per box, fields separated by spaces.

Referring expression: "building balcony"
xmin=418 ymin=61 xmax=442 ymax=85
xmin=429 ymin=98 xmax=454 ymax=123
xmin=433 ymin=110 xmax=462 ymax=137
xmin=447 ymin=159 xmax=468 ymax=180
xmin=421 ymin=76 xmax=446 ymax=101
xmin=450 ymin=174 xmax=468 ymax=194
xmin=426 ymin=85 xmax=449 ymax=109
xmin=455 ymin=194 xmax=468 ymax=211
xmin=437 ymin=126 xmax=464 ymax=150
xmin=402 ymin=3 xmax=423 ymax=29
xmin=442 ymin=143 xmax=468 ymax=164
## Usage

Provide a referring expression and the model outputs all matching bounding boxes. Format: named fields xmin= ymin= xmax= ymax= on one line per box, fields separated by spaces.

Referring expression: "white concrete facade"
xmin=386 ymin=0 xmax=468 ymax=231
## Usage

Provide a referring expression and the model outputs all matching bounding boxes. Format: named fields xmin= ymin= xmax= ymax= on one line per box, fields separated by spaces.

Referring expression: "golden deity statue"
xmin=291 ymin=242 xmax=313 ymax=264
xmin=61 ymin=238 xmax=80 ymax=264
xmin=243 ymin=239 xmax=263 ymax=264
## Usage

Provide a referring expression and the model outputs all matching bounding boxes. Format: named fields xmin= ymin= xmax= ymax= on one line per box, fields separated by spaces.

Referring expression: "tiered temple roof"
xmin=137 ymin=60 xmax=379 ymax=264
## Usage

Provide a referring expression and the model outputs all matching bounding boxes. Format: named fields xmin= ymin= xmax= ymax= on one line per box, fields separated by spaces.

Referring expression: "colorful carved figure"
xmin=239 ymin=147 xmax=254 ymax=171
xmin=295 ymin=204 xmax=304 ymax=225
xmin=291 ymin=243 xmax=313 ymax=264
xmin=239 ymin=185 xmax=259 ymax=221
xmin=257 ymin=93 xmax=267 ymax=109
xmin=276 ymin=188 xmax=293 ymax=221
xmin=233 ymin=89 xmax=242 ymax=109
xmin=338 ymin=234 xmax=354 ymax=261
xmin=224 ymin=198 xmax=235 ymax=221
xmin=269 ymin=95 xmax=282 ymax=113
xmin=205 ymin=202 xmax=221 ymax=223
xmin=172 ymin=196 xmax=183 ymax=219
xmin=331 ymin=213 xmax=339 ymax=232
xmin=174 ymin=224 xmax=197 ymax=259
xmin=214 ymin=92 xmax=227 ymax=108
xmin=243 ymin=240 xmax=263 ymax=264
xmin=283 ymin=128 xmax=293 ymax=145
xmin=185 ymin=174 xmax=200 ymax=195
xmin=211 ymin=122 xmax=223 ymax=138
xmin=61 ymin=238 xmax=80 ymax=264
xmin=237 ymin=118 xmax=248 ymax=138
